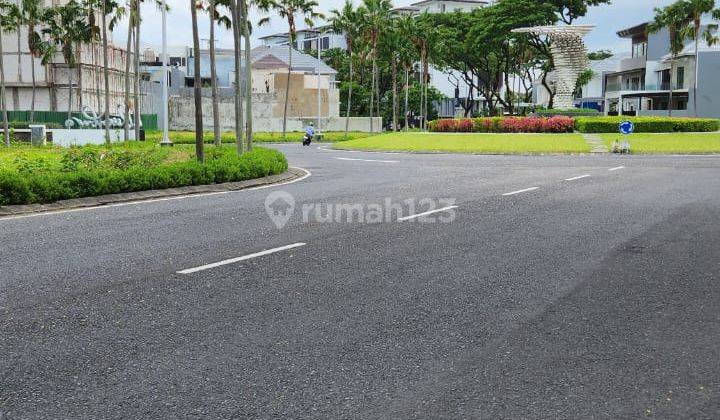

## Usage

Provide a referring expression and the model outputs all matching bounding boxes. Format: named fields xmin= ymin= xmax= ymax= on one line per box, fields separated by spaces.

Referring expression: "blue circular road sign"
xmin=619 ymin=120 xmax=634 ymax=135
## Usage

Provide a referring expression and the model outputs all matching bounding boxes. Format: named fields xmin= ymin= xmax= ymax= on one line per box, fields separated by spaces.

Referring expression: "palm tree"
xmin=102 ymin=0 xmax=125 ymax=142
xmin=190 ymin=0 xmax=204 ymax=162
xmin=395 ymin=14 xmax=416 ymax=131
xmin=675 ymin=0 xmax=720 ymax=116
xmin=257 ymin=0 xmax=323 ymax=138
xmin=228 ymin=0 xmax=245 ymax=154
xmin=123 ymin=0 xmax=137 ymax=141
xmin=203 ymin=0 xmax=230 ymax=146
xmin=240 ymin=0 xmax=253 ymax=150
xmin=20 ymin=0 xmax=44 ymax=122
xmin=0 ymin=1 xmax=19 ymax=146
xmin=357 ymin=0 xmax=391 ymax=133
xmin=43 ymin=0 xmax=93 ymax=121
xmin=329 ymin=0 xmax=359 ymax=137
xmin=648 ymin=2 xmax=692 ymax=117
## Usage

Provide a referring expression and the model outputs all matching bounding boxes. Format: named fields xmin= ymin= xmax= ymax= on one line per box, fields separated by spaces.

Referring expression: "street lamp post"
xmin=159 ymin=0 xmax=172 ymax=146
xmin=316 ymin=33 xmax=321 ymax=136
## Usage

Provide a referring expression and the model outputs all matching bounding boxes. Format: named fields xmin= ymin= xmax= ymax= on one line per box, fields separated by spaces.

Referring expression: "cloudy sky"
xmin=115 ymin=0 xmax=677 ymax=54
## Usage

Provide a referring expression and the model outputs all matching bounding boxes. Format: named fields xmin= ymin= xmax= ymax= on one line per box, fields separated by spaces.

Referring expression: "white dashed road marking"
xmin=502 ymin=187 xmax=540 ymax=196
xmin=177 ymin=243 xmax=307 ymax=275
xmin=608 ymin=166 xmax=625 ymax=171
xmin=565 ymin=174 xmax=591 ymax=181
xmin=397 ymin=206 xmax=459 ymax=221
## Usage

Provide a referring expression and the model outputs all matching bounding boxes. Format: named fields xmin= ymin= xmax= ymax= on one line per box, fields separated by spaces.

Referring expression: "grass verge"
xmin=144 ymin=130 xmax=373 ymax=144
xmin=334 ymin=132 xmax=591 ymax=154
xmin=600 ymin=133 xmax=720 ymax=154
xmin=0 ymin=142 xmax=287 ymax=206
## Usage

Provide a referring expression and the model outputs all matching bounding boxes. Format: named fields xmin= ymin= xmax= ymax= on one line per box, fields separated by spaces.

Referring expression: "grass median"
xmin=144 ymin=130 xmax=372 ymax=143
xmin=333 ymin=132 xmax=591 ymax=154
xmin=0 ymin=142 xmax=288 ymax=206
xmin=600 ymin=133 xmax=720 ymax=154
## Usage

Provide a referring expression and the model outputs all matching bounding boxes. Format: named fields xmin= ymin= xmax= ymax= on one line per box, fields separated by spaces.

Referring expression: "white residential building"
xmin=1 ymin=0 xmax=134 ymax=115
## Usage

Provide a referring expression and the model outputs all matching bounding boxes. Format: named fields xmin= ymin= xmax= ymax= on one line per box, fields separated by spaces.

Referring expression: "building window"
xmin=441 ymin=3 xmax=446 ymax=12
xmin=632 ymin=41 xmax=647 ymax=58
xmin=677 ymin=99 xmax=687 ymax=110
xmin=303 ymin=40 xmax=312 ymax=51
xmin=676 ymin=66 xmax=685 ymax=89
xmin=321 ymin=37 xmax=330 ymax=50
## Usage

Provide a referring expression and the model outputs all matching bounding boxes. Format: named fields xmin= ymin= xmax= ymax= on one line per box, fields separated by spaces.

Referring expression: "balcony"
xmin=618 ymin=56 xmax=647 ymax=73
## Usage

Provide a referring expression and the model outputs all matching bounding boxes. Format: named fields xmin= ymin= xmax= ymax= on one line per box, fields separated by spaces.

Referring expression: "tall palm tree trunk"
xmin=209 ymin=0 xmax=221 ymax=146
xmin=17 ymin=32 xmax=21 ymax=84
xmin=404 ymin=67 xmax=409 ymax=132
xmin=369 ymin=46 xmax=376 ymax=133
xmin=68 ymin=66 xmax=74 ymax=120
xmin=190 ymin=0 xmax=204 ymax=162
xmin=668 ymin=57 xmax=674 ymax=117
xmin=102 ymin=6 xmax=111 ymax=143
xmin=133 ymin=7 xmax=140 ymax=142
xmin=344 ymin=47 xmax=352 ymax=137
xmin=30 ymin=50 xmax=36 ymax=122
xmin=693 ymin=23 xmax=700 ymax=117
xmin=243 ymin=17 xmax=252 ymax=150
xmin=230 ymin=0 xmax=244 ymax=154
xmin=282 ymin=39 xmax=292 ymax=138
xmin=422 ymin=51 xmax=429 ymax=130
xmin=124 ymin=21 xmax=132 ymax=142
xmin=1 ymin=28 xmax=10 ymax=146
xmin=391 ymin=58 xmax=397 ymax=132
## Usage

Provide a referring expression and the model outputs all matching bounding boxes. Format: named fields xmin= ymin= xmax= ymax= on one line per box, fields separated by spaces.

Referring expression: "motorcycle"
xmin=302 ymin=133 xmax=313 ymax=146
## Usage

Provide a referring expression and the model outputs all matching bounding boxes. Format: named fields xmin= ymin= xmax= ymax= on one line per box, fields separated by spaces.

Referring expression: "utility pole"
xmin=160 ymin=0 xmax=172 ymax=146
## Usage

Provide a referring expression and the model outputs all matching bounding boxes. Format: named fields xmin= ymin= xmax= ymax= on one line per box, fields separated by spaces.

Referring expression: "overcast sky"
xmin=115 ymin=0 xmax=677 ymax=54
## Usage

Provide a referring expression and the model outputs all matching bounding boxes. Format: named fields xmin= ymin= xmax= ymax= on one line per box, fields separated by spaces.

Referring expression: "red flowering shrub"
xmin=429 ymin=116 xmax=575 ymax=133
xmin=456 ymin=119 xmax=474 ymax=132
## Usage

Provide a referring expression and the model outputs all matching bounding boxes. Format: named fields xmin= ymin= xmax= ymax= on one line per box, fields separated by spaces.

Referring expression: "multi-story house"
xmin=602 ymin=21 xmax=720 ymax=118
xmin=1 ymin=0 xmax=135 ymax=115
xmin=259 ymin=26 xmax=347 ymax=52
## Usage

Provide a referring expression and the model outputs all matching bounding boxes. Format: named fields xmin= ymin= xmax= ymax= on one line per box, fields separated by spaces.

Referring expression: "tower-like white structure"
xmin=512 ymin=25 xmax=594 ymax=110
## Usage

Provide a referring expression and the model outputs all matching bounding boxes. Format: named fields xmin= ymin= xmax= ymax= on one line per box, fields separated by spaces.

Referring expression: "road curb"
xmin=0 ymin=167 xmax=307 ymax=217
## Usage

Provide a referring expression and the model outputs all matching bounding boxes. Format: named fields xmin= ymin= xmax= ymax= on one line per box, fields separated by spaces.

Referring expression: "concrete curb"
xmin=0 ymin=167 xmax=307 ymax=217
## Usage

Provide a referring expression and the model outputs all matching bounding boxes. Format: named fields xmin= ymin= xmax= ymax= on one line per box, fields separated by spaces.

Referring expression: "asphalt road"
xmin=1 ymin=144 xmax=720 ymax=419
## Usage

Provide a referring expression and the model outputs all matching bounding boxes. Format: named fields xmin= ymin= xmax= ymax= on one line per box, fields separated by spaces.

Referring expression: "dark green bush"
xmin=575 ymin=116 xmax=720 ymax=133
xmin=0 ymin=147 xmax=288 ymax=206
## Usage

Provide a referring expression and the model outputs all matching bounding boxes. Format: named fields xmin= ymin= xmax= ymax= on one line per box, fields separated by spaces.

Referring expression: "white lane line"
xmin=502 ymin=187 xmax=539 ymax=196
xmin=608 ymin=166 xmax=625 ymax=171
xmin=397 ymin=206 xmax=459 ymax=221
xmin=0 ymin=167 xmax=312 ymax=222
xmin=565 ymin=174 xmax=591 ymax=181
xmin=336 ymin=157 xmax=399 ymax=163
xmin=177 ymin=243 xmax=307 ymax=275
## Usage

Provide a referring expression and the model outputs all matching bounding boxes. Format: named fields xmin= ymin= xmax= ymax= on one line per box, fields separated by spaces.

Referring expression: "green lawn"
xmin=600 ymin=133 xmax=720 ymax=154
xmin=144 ymin=130 xmax=372 ymax=144
xmin=334 ymin=132 xmax=591 ymax=154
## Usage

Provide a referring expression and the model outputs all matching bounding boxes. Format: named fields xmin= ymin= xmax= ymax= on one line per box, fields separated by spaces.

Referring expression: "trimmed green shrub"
xmin=536 ymin=108 xmax=600 ymax=117
xmin=0 ymin=147 xmax=288 ymax=206
xmin=428 ymin=116 xmax=575 ymax=133
xmin=575 ymin=116 xmax=720 ymax=133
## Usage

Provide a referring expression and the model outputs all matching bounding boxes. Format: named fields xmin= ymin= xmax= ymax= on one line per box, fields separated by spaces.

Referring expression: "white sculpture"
xmin=512 ymin=25 xmax=594 ymax=110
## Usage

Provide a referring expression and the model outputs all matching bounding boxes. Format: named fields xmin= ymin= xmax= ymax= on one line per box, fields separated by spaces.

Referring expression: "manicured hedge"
xmin=144 ymin=130 xmax=371 ymax=144
xmin=575 ymin=116 xmax=720 ymax=133
xmin=428 ymin=116 xmax=575 ymax=133
xmin=0 ymin=147 xmax=288 ymax=206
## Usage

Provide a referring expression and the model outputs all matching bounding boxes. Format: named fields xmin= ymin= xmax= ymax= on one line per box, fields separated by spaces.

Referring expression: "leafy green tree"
xmin=548 ymin=0 xmax=612 ymax=24
xmin=329 ymin=0 xmax=361 ymax=136
xmin=357 ymin=0 xmax=392 ymax=132
xmin=43 ymin=0 xmax=93 ymax=120
xmin=20 ymin=0 xmax=45 ymax=122
xmin=587 ymin=49 xmax=613 ymax=60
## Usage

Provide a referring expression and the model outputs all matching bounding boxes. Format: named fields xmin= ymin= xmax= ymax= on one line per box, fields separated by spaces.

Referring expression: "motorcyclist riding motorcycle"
xmin=303 ymin=122 xmax=315 ymax=146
